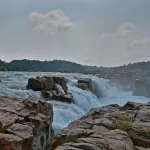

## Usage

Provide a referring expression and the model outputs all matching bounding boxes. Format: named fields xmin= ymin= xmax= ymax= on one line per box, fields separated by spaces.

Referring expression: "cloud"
xmin=29 ymin=9 xmax=74 ymax=34
xmin=100 ymin=23 xmax=136 ymax=39
xmin=117 ymin=23 xmax=136 ymax=36
xmin=130 ymin=38 xmax=150 ymax=49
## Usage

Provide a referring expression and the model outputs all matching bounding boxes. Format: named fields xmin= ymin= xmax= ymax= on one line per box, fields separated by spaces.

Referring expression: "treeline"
xmin=0 ymin=59 xmax=150 ymax=72
xmin=7 ymin=59 xmax=85 ymax=72
xmin=0 ymin=60 xmax=7 ymax=71
xmin=0 ymin=59 xmax=107 ymax=72
xmin=112 ymin=61 xmax=150 ymax=72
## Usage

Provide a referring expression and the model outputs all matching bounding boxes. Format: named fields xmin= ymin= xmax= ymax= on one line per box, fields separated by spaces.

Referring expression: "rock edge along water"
xmin=0 ymin=96 xmax=53 ymax=150
xmin=27 ymin=76 xmax=74 ymax=103
xmin=50 ymin=101 xmax=150 ymax=150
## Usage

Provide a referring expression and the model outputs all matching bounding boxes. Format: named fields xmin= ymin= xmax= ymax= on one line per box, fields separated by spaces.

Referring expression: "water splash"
xmin=0 ymin=72 xmax=149 ymax=135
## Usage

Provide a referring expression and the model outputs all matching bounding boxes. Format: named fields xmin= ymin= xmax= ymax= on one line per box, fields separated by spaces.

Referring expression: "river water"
xmin=0 ymin=72 xmax=149 ymax=134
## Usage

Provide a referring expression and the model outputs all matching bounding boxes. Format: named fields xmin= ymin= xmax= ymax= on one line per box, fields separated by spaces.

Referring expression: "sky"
xmin=0 ymin=0 xmax=150 ymax=66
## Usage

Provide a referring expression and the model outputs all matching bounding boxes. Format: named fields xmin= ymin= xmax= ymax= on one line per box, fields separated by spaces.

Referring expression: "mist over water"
xmin=0 ymin=72 xmax=149 ymax=134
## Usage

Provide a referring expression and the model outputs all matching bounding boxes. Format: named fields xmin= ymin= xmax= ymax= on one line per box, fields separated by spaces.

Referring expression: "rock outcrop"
xmin=27 ymin=76 xmax=55 ymax=91
xmin=77 ymin=78 xmax=93 ymax=91
xmin=49 ymin=101 xmax=150 ymax=150
xmin=132 ymin=79 xmax=150 ymax=97
xmin=27 ymin=76 xmax=74 ymax=103
xmin=0 ymin=96 xmax=53 ymax=150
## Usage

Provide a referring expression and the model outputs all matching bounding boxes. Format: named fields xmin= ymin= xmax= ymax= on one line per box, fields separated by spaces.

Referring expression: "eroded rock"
xmin=49 ymin=101 xmax=150 ymax=150
xmin=0 ymin=96 xmax=53 ymax=150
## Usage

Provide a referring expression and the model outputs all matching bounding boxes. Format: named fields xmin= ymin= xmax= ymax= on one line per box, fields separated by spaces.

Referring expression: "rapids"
xmin=0 ymin=72 xmax=149 ymax=134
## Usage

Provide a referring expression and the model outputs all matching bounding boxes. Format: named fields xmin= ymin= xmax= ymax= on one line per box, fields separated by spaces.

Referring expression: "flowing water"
xmin=0 ymin=72 xmax=149 ymax=134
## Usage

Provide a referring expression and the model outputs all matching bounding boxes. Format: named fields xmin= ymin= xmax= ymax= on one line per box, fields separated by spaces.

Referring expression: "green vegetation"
xmin=115 ymin=117 xmax=137 ymax=144
xmin=113 ymin=61 xmax=150 ymax=72
xmin=116 ymin=119 xmax=132 ymax=131
xmin=67 ymin=135 xmax=77 ymax=142
xmin=0 ymin=123 xmax=11 ymax=133
xmin=0 ymin=59 xmax=7 ymax=71
xmin=0 ymin=59 xmax=150 ymax=72
xmin=7 ymin=59 xmax=85 ymax=72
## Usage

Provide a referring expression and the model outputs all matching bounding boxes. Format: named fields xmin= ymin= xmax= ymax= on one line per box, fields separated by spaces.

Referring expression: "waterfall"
xmin=0 ymin=72 xmax=149 ymax=135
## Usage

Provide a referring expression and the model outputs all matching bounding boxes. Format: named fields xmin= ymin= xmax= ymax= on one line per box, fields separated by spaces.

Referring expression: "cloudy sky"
xmin=0 ymin=0 xmax=150 ymax=66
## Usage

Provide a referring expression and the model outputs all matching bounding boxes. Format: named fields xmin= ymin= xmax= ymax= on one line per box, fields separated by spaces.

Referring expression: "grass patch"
xmin=115 ymin=118 xmax=137 ymax=144
xmin=116 ymin=120 xmax=132 ymax=131
xmin=0 ymin=123 xmax=12 ymax=133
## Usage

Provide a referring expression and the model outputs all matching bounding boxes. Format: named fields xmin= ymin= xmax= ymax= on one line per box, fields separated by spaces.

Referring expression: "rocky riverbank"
xmin=0 ymin=74 xmax=150 ymax=150
xmin=0 ymin=97 xmax=149 ymax=150
xmin=0 ymin=97 xmax=53 ymax=150
xmin=50 ymin=101 xmax=150 ymax=150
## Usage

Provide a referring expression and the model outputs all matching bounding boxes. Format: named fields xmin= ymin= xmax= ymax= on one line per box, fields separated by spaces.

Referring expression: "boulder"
xmin=49 ymin=101 xmax=150 ymax=150
xmin=0 ymin=96 xmax=53 ymax=150
xmin=77 ymin=78 xmax=93 ymax=91
xmin=54 ymin=84 xmax=65 ymax=95
xmin=41 ymin=90 xmax=74 ymax=103
xmin=53 ymin=77 xmax=68 ymax=93
xmin=27 ymin=76 xmax=68 ymax=94
xmin=27 ymin=76 xmax=74 ymax=103
xmin=77 ymin=83 xmax=89 ymax=90
xmin=52 ymin=93 xmax=74 ymax=103
xmin=27 ymin=76 xmax=55 ymax=91
xmin=132 ymin=79 xmax=150 ymax=97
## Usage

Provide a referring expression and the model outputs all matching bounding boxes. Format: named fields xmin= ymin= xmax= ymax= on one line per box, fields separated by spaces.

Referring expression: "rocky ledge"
xmin=49 ymin=101 xmax=150 ymax=150
xmin=0 ymin=96 xmax=53 ymax=150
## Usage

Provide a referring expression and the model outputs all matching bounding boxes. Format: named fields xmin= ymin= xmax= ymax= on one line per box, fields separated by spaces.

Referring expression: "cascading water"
xmin=91 ymin=76 xmax=110 ymax=98
xmin=0 ymin=72 xmax=149 ymax=135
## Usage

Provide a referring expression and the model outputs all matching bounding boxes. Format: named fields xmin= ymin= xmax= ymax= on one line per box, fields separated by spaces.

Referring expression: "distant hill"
xmin=112 ymin=61 xmax=150 ymax=72
xmin=7 ymin=59 xmax=84 ymax=72
xmin=0 ymin=59 xmax=150 ymax=72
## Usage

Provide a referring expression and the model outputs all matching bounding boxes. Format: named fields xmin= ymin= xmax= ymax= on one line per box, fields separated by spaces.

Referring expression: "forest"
xmin=0 ymin=59 xmax=150 ymax=72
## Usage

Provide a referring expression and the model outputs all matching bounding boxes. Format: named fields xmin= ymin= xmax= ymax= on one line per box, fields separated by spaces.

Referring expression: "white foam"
xmin=0 ymin=72 xmax=149 ymax=135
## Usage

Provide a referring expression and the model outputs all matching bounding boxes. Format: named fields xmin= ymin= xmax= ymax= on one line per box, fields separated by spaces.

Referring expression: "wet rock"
xmin=0 ymin=96 xmax=53 ymax=150
xmin=132 ymin=79 xmax=150 ymax=97
xmin=27 ymin=76 xmax=55 ymax=91
xmin=77 ymin=78 xmax=93 ymax=91
xmin=41 ymin=90 xmax=53 ymax=100
xmin=53 ymin=77 xmax=68 ymax=93
xmin=50 ymin=101 xmax=150 ymax=150
xmin=27 ymin=76 xmax=74 ymax=103
xmin=54 ymin=84 xmax=65 ymax=95
xmin=52 ymin=93 xmax=74 ymax=103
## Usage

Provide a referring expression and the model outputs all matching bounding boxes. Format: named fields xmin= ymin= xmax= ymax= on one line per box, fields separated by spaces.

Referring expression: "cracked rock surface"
xmin=50 ymin=101 xmax=150 ymax=150
xmin=0 ymin=96 xmax=53 ymax=150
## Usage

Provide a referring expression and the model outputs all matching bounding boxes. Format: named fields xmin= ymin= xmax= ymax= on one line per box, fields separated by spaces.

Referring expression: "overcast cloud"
xmin=0 ymin=0 xmax=150 ymax=66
